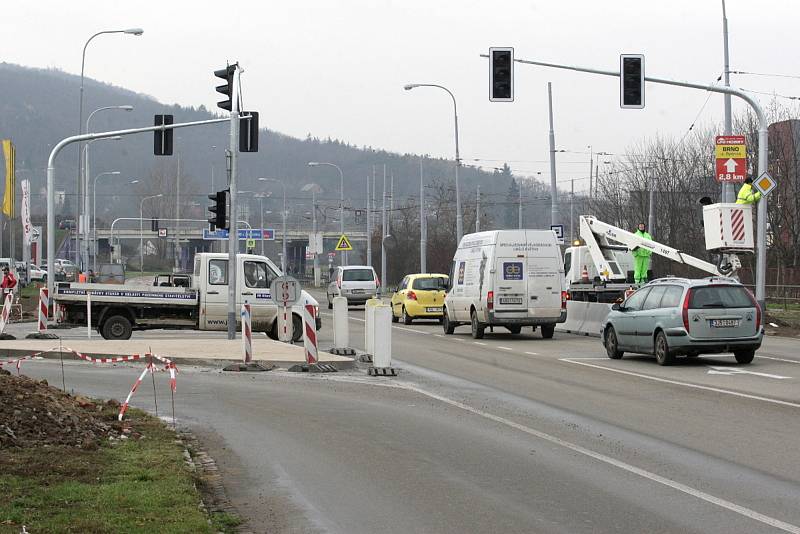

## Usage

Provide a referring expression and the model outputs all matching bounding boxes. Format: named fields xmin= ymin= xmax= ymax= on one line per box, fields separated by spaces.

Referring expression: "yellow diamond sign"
xmin=754 ymin=171 xmax=777 ymax=197
xmin=335 ymin=234 xmax=353 ymax=251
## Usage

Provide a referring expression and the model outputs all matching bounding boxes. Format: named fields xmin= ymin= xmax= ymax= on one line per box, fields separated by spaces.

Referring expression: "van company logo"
xmin=503 ymin=262 xmax=523 ymax=280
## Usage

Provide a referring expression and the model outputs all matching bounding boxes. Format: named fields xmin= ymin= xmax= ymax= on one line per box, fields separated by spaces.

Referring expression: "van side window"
xmin=244 ymin=261 xmax=269 ymax=288
xmin=209 ymin=259 xmax=228 ymax=285
xmin=642 ymin=286 xmax=667 ymax=310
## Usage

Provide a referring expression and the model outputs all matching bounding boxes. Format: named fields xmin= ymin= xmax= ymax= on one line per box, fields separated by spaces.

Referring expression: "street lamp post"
xmin=302 ymin=183 xmax=323 ymax=286
xmin=83 ymin=105 xmax=132 ymax=268
xmin=77 ymin=28 xmax=142 ymax=265
xmin=81 ymin=135 xmax=122 ymax=267
xmin=140 ymin=194 xmax=162 ymax=272
xmin=258 ymin=178 xmax=287 ymax=273
xmin=307 ymin=162 xmax=345 ymax=265
xmin=93 ymin=174 xmax=137 ymax=272
xmin=404 ymin=83 xmax=463 ymax=243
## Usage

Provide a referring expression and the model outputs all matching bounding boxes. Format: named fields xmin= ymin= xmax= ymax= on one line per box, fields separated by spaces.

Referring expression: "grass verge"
xmin=0 ymin=408 xmax=226 ymax=534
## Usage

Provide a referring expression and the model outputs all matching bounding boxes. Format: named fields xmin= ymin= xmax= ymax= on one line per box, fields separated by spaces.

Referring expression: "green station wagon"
xmin=602 ymin=277 xmax=764 ymax=365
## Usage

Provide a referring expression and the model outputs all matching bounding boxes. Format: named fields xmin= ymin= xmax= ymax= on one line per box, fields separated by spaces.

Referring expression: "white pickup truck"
xmin=53 ymin=253 xmax=321 ymax=341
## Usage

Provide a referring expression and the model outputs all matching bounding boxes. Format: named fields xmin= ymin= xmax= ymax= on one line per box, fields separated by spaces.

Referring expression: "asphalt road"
xmin=8 ymin=292 xmax=800 ymax=533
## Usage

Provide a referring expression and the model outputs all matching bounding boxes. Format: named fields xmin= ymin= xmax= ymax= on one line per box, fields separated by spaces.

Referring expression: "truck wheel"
xmin=604 ymin=327 xmax=623 ymax=359
xmin=540 ymin=324 xmax=555 ymax=339
xmin=734 ymin=350 xmax=755 ymax=364
xmin=506 ymin=325 xmax=522 ymax=335
xmin=442 ymin=310 xmax=455 ymax=335
xmin=654 ymin=331 xmax=675 ymax=366
xmin=101 ymin=315 xmax=132 ymax=340
xmin=470 ymin=310 xmax=485 ymax=339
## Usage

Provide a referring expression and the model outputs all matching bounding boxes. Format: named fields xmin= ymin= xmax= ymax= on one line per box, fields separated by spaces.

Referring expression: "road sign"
xmin=202 ymin=228 xmax=275 ymax=241
xmin=754 ymin=171 xmax=777 ymax=197
xmin=308 ymin=232 xmax=323 ymax=254
xmin=335 ymin=234 xmax=353 ymax=251
xmin=158 ymin=228 xmax=168 ymax=238
xmin=715 ymin=135 xmax=747 ymax=183
xmin=245 ymin=238 xmax=256 ymax=249
xmin=550 ymin=224 xmax=565 ymax=244
xmin=270 ymin=275 xmax=301 ymax=306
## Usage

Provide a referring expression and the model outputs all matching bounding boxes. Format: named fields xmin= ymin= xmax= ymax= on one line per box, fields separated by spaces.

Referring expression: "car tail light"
xmin=682 ymin=288 xmax=693 ymax=333
xmin=407 ymin=290 xmax=417 ymax=301
xmin=561 ymin=290 xmax=568 ymax=309
xmin=487 ymin=290 xmax=494 ymax=310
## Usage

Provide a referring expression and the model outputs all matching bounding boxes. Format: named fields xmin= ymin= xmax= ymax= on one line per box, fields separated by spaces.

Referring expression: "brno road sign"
xmin=270 ymin=276 xmax=301 ymax=306
xmin=715 ymin=135 xmax=747 ymax=183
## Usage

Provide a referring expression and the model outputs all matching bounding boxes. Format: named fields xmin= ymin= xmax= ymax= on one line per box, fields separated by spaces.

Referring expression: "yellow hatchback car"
xmin=391 ymin=273 xmax=449 ymax=324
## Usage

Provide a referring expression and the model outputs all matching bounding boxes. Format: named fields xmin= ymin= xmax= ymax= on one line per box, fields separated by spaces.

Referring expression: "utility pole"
xmin=588 ymin=146 xmax=594 ymax=199
xmin=387 ymin=167 xmax=392 ymax=234
xmin=570 ymin=179 xmax=575 ymax=239
xmin=721 ymin=0 xmax=735 ymax=204
xmin=174 ymin=155 xmax=180 ymax=271
xmin=366 ymin=175 xmax=372 ymax=267
xmin=372 ymin=165 xmax=377 ymax=229
xmin=226 ymin=65 xmax=241 ymax=341
xmin=381 ymin=171 xmax=387 ymax=296
xmin=312 ymin=188 xmax=319 ymax=285
xmin=548 ymin=82 xmax=560 ymax=226
xmin=648 ymin=174 xmax=656 ymax=236
xmin=420 ymin=158 xmax=426 ymax=273
xmin=475 ymin=185 xmax=480 ymax=233
xmin=518 ymin=181 xmax=523 ymax=229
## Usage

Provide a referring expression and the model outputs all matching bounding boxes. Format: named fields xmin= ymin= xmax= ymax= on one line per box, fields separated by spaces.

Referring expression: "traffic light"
xmin=489 ymin=47 xmax=514 ymax=102
xmin=208 ymin=190 xmax=228 ymax=230
xmin=239 ymin=111 xmax=259 ymax=152
xmin=151 ymin=218 xmax=159 ymax=232
xmin=154 ymin=114 xmax=174 ymax=156
xmin=620 ymin=54 xmax=645 ymax=109
xmin=214 ymin=64 xmax=236 ymax=111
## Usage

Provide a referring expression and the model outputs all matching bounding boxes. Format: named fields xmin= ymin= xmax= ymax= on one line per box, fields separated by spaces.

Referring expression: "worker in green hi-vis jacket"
xmin=632 ymin=222 xmax=653 ymax=284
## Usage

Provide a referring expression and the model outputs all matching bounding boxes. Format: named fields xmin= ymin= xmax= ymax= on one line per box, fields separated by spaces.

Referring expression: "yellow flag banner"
xmin=2 ymin=139 xmax=15 ymax=218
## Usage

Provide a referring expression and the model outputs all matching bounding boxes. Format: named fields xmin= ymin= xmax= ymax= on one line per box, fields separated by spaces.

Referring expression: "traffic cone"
xmin=581 ymin=265 xmax=590 ymax=283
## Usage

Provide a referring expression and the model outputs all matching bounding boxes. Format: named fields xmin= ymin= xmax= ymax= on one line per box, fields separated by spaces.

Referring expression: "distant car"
xmin=602 ymin=277 xmax=764 ymax=366
xmin=390 ymin=273 xmax=449 ymax=324
xmin=326 ymin=265 xmax=379 ymax=308
xmin=58 ymin=220 xmax=76 ymax=230
xmin=29 ymin=264 xmax=47 ymax=282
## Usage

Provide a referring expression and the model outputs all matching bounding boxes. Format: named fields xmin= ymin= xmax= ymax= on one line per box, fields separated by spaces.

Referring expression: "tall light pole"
xmin=91 ymin=170 xmax=121 ymax=269
xmin=721 ymin=0 xmax=735 ymax=204
xmin=140 ymin=193 xmax=162 ymax=272
xmin=77 ymin=28 xmax=142 ymax=264
xmin=420 ymin=158 xmax=427 ymax=273
xmin=302 ymin=183 xmax=323 ymax=286
xmin=258 ymin=178 xmax=287 ymax=273
xmin=81 ymin=135 xmax=121 ymax=266
xmin=404 ymin=83 xmax=463 ymax=243
xmin=307 ymin=162 xmax=345 ymax=265
xmin=83 ymin=105 xmax=132 ymax=268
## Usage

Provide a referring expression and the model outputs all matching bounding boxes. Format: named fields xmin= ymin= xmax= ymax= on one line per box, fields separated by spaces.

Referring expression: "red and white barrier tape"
xmin=118 ymin=362 xmax=153 ymax=421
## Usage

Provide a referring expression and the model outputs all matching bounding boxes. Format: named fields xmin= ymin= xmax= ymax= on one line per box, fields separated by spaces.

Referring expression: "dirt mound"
xmin=0 ymin=369 xmax=123 ymax=449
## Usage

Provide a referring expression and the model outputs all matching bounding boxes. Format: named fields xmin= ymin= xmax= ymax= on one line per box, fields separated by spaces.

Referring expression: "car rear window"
xmin=689 ymin=286 xmax=754 ymax=309
xmin=412 ymin=277 xmax=448 ymax=290
xmin=342 ymin=269 xmax=375 ymax=282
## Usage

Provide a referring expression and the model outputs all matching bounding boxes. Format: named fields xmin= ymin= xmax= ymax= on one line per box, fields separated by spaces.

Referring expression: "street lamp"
xmin=302 ymin=183 xmax=323 ymax=286
xmin=258 ymin=178 xmax=288 ymax=273
xmin=140 ymin=193 xmax=162 ymax=272
xmin=404 ymin=83 xmax=463 ymax=243
xmin=307 ymin=162 xmax=346 ymax=265
xmin=77 ymin=28 xmax=143 ymax=264
xmin=82 ymin=105 xmax=133 ymax=267
xmin=93 ymin=173 xmax=137 ymax=271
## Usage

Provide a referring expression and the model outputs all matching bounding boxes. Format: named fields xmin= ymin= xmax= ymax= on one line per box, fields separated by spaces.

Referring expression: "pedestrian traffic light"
xmin=208 ymin=190 xmax=228 ymax=230
xmin=239 ymin=111 xmax=259 ymax=152
xmin=489 ymin=47 xmax=514 ymax=102
xmin=154 ymin=114 xmax=174 ymax=156
xmin=214 ymin=64 xmax=236 ymax=111
xmin=620 ymin=54 xmax=645 ymax=109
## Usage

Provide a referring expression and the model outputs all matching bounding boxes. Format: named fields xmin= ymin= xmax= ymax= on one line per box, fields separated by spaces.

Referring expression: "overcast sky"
xmin=4 ymin=0 xmax=799 ymax=191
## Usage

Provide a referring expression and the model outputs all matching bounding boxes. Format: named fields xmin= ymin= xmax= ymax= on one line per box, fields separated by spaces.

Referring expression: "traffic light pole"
xmin=226 ymin=66 xmax=242 ymax=341
xmin=492 ymin=54 xmax=770 ymax=310
xmin=46 ymin=116 xmax=230 ymax=303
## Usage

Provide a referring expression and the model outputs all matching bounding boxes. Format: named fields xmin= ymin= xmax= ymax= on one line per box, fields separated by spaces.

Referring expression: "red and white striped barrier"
xmin=302 ymin=302 xmax=318 ymax=364
xmin=118 ymin=353 xmax=178 ymax=421
xmin=0 ymin=355 xmax=41 ymax=374
xmin=0 ymin=292 xmax=13 ymax=334
xmin=119 ymin=362 xmax=153 ymax=421
xmin=38 ymin=288 xmax=49 ymax=333
xmin=241 ymin=303 xmax=252 ymax=363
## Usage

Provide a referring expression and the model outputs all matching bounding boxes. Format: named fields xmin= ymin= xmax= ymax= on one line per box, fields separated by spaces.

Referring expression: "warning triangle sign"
xmin=335 ymin=234 xmax=353 ymax=251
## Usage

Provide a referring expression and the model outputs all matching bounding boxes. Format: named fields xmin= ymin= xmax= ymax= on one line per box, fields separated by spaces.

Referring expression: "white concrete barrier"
xmin=332 ymin=296 xmax=350 ymax=350
xmin=364 ymin=298 xmax=381 ymax=356
xmin=556 ymin=300 xmax=611 ymax=338
xmin=372 ymin=305 xmax=392 ymax=369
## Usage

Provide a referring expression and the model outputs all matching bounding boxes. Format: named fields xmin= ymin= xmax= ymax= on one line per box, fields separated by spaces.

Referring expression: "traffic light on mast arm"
xmin=154 ymin=114 xmax=174 ymax=155
xmin=208 ymin=189 xmax=229 ymax=231
xmin=214 ymin=64 xmax=236 ymax=111
xmin=489 ymin=47 xmax=514 ymax=102
xmin=620 ymin=54 xmax=645 ymax=109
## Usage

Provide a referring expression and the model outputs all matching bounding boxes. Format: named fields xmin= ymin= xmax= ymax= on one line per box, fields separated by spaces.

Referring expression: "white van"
xmin=443 ymin=230 xmax=566 ymax=339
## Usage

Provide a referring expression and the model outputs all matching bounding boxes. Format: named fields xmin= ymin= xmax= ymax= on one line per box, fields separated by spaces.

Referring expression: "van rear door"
xmin=494 ymin=257 xmax=527 ymax=312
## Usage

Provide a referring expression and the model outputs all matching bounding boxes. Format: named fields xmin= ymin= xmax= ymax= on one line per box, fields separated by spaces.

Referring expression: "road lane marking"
xmin=706 ymin=366 xmax=791 ymax=379
xmin=524 ymin=351 xmax=539 ymax=356
xmin=560 ymin=358 xmax=800 ymax=409
xmin=498 ymin=346 xmax=513 ymax=351
xmin=397 ymin=382 xmax=800 ymax=534
xmin=473 ymin=342 xmax=487 ymax=346
xmin=758 ymin=355 xmax=800 ymax=364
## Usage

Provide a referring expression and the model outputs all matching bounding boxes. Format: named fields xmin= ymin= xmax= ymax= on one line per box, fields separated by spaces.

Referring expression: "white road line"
xmin=397 ymin=382 xmax=800 ymax=534
xmin=759 ymin=355 xmax=800 ymax=364
xmin=498 ymin=346 xmax=513 ymax=351
xmin=560 ymin=358 xmax=800 ymax=409
xmin=434 ymin=334 xmax=443 ymax=338
xmin=474 ymin=342 xmax=487 ymax=346
xmin=524 ymin=351 xmax=539 ymax=356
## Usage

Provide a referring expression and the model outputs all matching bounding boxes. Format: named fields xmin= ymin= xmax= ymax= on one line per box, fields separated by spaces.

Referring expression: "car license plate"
xmin=425 ymin=307 xmax=442 ymax=313
xmin=499 ymin=297 xmax=523 ymax=305
xmin=351 ymin=289 xmax=363 ymax=294
xmin=710 ymin=319 xmax=739 ymax=328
